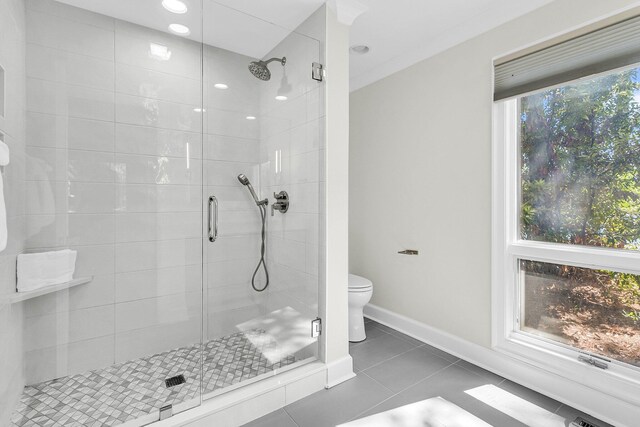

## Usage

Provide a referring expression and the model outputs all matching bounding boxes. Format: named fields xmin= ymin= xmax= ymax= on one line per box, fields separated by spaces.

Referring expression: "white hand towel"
xmin=17 ymin=249 xmax=77 ymax=292
xmin=0 ymin=140 xmax=9 ymax=252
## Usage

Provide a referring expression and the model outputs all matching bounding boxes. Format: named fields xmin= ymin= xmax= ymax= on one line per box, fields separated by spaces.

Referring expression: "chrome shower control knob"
xmin=271 ymin=191 xmax=289 ymax=215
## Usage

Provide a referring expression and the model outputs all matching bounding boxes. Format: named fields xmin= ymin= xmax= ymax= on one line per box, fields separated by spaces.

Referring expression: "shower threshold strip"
xmin=11 ymin=329 xmax=298 ymax=427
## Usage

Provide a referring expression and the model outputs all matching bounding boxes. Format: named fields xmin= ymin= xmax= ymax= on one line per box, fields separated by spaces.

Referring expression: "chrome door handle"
xmin=208 ymin=196 xmax=218 ymax=242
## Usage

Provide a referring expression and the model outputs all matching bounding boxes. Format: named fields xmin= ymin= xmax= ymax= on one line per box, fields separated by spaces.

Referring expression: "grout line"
xmin=346 ymin=363 xmax=458 ymax=424
xmin=358 ymin=370 xmax=393 ymax=392
xmin=282 ymin=407 xmax=301 ymax=427
xmin=358 ymin=342 xmax=424 ymax=373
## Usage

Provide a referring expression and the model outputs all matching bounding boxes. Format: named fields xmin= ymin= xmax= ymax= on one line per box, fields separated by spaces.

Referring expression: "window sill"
xmin=494 ymin=332 xmax=640 ymax=408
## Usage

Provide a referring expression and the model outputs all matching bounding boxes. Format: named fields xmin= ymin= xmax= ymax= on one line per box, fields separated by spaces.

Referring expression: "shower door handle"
xmin=208 ymin=196 xmax=218 ymax=242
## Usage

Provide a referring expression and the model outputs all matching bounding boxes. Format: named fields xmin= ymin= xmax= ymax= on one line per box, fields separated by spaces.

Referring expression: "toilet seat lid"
xmin=349 ymin=274 xmax=373 ymax=290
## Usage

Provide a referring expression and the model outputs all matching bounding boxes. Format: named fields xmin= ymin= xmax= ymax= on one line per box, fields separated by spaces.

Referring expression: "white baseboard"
xmin=326 ymin=355 xmax=356 ymax=388
xmin=364 ymin=303 xmax=638 ymax=427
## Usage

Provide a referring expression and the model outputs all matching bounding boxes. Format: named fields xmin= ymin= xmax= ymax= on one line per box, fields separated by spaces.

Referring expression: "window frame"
xmin=492 ymin=98 xmax=640 ymax=407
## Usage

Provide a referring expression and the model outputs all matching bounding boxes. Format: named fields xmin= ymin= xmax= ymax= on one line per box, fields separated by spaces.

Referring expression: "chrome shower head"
xmin=248 ymin=57 xmax=286 ymax=81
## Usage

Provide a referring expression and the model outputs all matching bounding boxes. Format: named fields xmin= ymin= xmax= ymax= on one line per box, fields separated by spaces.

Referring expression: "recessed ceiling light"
xmin=162 ymin=0 xmax=187 ymax=14
xmin=214 ymin=83 xmax=228 ymax=89
xmin=169 ymin=23 xmax=190 ymax=36
xmin=350 ymin=45 xmax=370 ymax=55
xmin=246 ymin=116 xmax=256 ymax=120
xmin=193 ymin=108 xmax=206 ymax=113
xmin=275 ymin=95 xmax=287 ymax=101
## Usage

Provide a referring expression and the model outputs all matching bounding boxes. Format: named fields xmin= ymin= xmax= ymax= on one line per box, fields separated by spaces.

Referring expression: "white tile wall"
xmin=0 ymin=0 xmax=27 ymax=422
xmin=257 ymin=28 xmax=325 ymax=324
xmin=20 ymin=0 xmax=326 ymax=394
xmin=22 ymin=0 xmax=205 ymax=384
xmin=200 ymin=45 xmax=264 ymax=341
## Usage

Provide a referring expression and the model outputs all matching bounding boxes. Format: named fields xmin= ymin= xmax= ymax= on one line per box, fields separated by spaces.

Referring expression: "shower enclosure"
xmin=0 ymin=0 xmax=326 ymax=425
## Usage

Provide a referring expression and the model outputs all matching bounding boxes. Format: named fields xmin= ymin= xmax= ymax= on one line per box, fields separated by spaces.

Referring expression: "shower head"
xmin=248 ymin=57 xmax=286 ymax=81
xmin=237 ymin=174 xmax=267 ymax=206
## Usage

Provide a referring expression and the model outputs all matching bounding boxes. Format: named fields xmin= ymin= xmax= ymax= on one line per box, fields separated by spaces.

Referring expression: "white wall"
xmin=323 ymin=5 xmax=352 ymax=382
xmin=350 ymin=0 xmax=640 ymax=347
xmin=0 ymin=0 xmax=26 ymax=422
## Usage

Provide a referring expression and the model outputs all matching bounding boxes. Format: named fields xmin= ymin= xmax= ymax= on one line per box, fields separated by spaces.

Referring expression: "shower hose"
xmin=251 ymin=203 xmax=269 ymax=292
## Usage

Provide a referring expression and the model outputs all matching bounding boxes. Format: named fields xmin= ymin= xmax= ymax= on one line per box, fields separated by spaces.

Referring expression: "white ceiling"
xmin=348 ymin=0 xmax=554 ymax=91
xmin=57 ymin=0 xmax=554 ymax=89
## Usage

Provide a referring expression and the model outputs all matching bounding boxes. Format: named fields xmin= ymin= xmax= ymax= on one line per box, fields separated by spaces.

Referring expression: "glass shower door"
xmin=12 ymin=0 xmax=206 ymax=425
xmin=201 ymin=2 xmax=325 ymax=398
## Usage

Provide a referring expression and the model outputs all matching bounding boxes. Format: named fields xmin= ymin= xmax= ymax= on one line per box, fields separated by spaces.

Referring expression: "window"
xmin=515 ymin=69 xmax=640 ymax=369
xmin=493 ymin=16 xmax=640 ymax=405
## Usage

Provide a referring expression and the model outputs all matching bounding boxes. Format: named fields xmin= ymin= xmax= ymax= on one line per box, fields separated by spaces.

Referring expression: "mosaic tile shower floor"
xmin=11 ymin=329 xmax=297 ymax=427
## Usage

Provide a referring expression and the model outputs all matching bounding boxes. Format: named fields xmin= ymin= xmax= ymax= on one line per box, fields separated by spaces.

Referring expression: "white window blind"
xmin=494 ymin=15 xmax=640 ymax=101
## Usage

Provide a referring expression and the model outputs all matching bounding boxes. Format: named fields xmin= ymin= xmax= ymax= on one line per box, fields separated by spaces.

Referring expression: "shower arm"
xmin=263 ymin=57 xmax=286 ymax=66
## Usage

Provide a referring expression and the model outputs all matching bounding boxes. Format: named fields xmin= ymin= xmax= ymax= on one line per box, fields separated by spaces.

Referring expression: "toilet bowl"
xmin=348 ymin=274 xmax=373 ymax=342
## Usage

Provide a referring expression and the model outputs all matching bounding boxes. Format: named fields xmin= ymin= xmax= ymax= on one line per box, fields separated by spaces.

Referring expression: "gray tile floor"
xmin=244 ymin=318 xmax=613 ymax=427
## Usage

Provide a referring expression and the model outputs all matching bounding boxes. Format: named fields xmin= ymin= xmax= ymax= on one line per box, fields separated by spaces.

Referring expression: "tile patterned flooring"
xmin=11 ymin=329 xmax=297 ymax=427
xmin=245 ymin=318 xmax=615 ymax=427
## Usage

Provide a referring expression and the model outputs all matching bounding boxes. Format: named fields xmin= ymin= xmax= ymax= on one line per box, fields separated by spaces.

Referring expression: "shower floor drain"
xmin=165 ymin=375 xmax=186 ymax=388
xmin=571 ymin=417 xmax=601 ymax=427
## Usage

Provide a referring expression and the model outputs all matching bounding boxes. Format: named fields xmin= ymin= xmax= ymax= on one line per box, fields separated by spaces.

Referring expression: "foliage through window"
xmin=517 ymin=66 xmax=640 ymax=367
xmin=520 ymin=67 xmax=640 ymax=249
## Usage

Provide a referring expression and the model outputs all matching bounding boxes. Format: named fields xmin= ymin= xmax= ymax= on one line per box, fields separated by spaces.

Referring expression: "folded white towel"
xmin=0 ymin=140 xmax=9 ymax=252
xmin=17 ymin=249 xmax=77 ymax=292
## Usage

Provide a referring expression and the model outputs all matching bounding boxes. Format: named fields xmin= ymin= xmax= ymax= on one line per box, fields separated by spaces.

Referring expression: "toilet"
xmin=348 ymin=274 xmax=373 ymax=342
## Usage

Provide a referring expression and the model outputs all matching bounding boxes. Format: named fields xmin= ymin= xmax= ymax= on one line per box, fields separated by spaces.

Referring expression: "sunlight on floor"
xmin=337 ymin=397 xmax=492 ymax=427
xmin=236 ymin=306 xmax=316 ymax=364
xmin=465 ymin=384 xmax=566 ymax=427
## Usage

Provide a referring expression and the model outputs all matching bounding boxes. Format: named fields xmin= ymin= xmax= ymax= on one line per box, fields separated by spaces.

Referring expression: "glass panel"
xmin=519 ymin=66 xmax=640 ymax=249
xmin=12 ymin=0 xmax=205 ymax=425
xmin=519 ymin=259 xmax=640 ymax=367
xmin=201 ymin=4 xmax=324 ymax=399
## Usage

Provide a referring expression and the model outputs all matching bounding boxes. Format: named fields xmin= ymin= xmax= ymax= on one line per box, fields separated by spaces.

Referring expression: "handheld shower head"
xmin=237 ymin=174 xmax=250 ymax=186
xmin=237 ymin=174 xmax=266 ymax=206
xmin=248 ymin=57 xmax=286 ymax=81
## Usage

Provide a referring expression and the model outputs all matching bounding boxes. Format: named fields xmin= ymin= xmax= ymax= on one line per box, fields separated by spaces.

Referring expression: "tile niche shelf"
xmin=7 ymin=277 xmax=93 ymax=304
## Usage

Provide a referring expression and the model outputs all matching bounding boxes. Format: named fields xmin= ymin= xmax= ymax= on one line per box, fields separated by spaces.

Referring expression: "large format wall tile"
xmin=115 ymin=123 xmax=201 ymax=158
xmin=27 ymin=78 xmax=115 ymax=121
xmin=26 ymin=112 xmax=115 ymax=151
xmin=27 ymin=44 xmax=115 ymax=91
xmin=0 ymin=0 xmax=27 ymax=421
xmin=26 ymin=9 xmax=114 ymax=60
xmin=115 ymin=183 xmax=201 ymax=213
xmin=24 ymin=335 xmax=116 ymax=384
xmin=24 ymin=305 xmax=115 ymax=351
xmin=26 ymin=0 xmax=114 ymax=31
xmin=116 ymin=63 xmax=201 ymax=105
xmin=115 ymin=20 xmax=201 ymax=80
xmin=115 ymin=93 xmax=201 ymax=132
xmin=114 ymin=238 xmax=201 ymax=273
xmin=115 ymin=265 xmax=201 ymax=303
